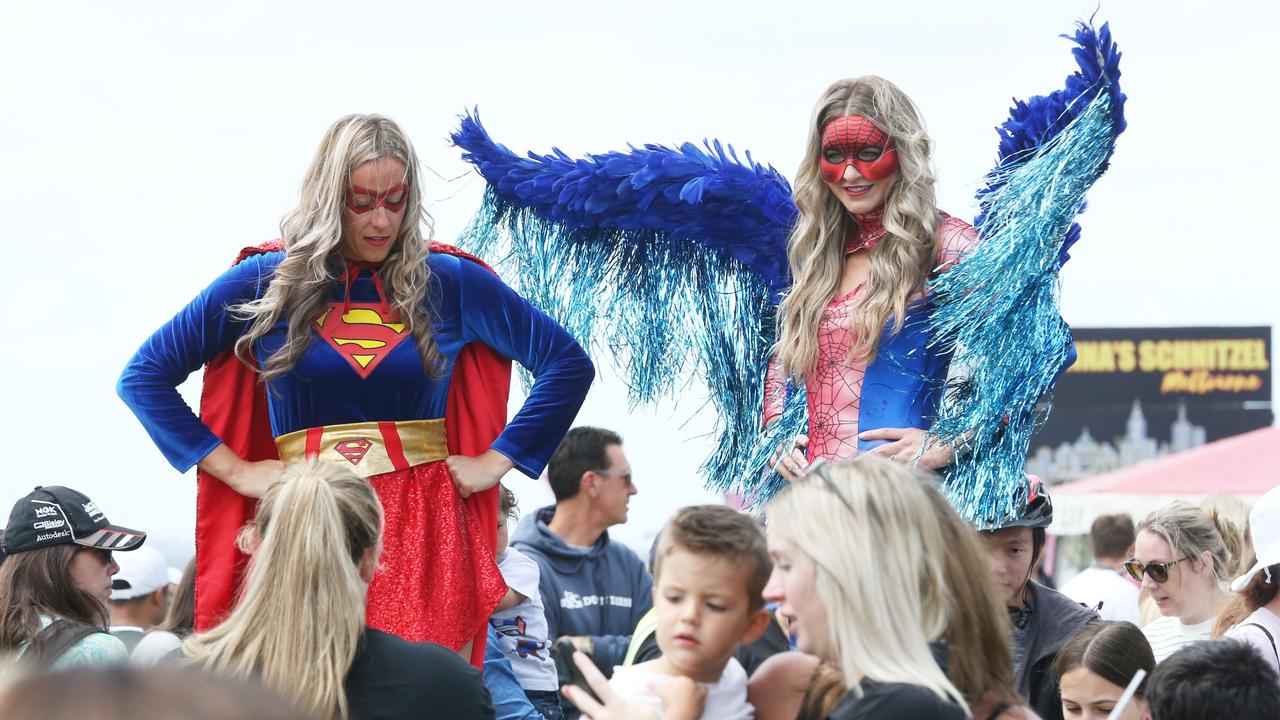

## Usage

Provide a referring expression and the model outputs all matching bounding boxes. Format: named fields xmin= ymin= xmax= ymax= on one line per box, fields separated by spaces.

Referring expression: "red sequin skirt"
xmin=364 ymin=460 xmax=507 ymax=651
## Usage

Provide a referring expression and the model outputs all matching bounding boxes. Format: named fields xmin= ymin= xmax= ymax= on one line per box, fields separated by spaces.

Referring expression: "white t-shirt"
xmin=1226 ymin=607 xmax=1280 ymax=679
xmin=130 ymin=630 xmax=184 ymax=666
xmin=1060 ymin=567 xmax=1140 ymax=624
xmin=1142 ymin=615 xmax=1215 ymax=663
xmin=490 ymin=547 xmax=558 ymax=691
xmin=608 ymin=657 xmax=753 ymax=720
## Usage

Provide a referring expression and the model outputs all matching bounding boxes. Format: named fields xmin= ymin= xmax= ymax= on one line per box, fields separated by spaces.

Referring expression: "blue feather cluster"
xmin=979 ymin=21 xmax=1126 ymax=266
xmin=453 ymin=114 xmax=796 ymax=299
xmin=930 ymin=21 xmax=1126 ymax=527
xmin=990 ymin=22 xmax=1126 ymax=174
xmin=451 ymin=114 xmax=795 ymax=488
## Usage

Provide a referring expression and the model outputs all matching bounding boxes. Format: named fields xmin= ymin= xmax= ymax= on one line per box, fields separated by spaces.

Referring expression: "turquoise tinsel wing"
xmin=929 ymin=21 xmax=1127 ymax=526
xmin=451 ymin=113 xmax=797 ymax=489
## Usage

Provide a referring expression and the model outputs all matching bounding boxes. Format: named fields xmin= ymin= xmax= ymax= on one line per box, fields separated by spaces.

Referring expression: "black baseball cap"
xmin=2 ymin=486 xmax=146 ymax=555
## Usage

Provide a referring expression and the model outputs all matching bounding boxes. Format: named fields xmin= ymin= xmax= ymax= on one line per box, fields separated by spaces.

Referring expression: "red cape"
xmin=195 ymin=240 xmax=511 ymax=667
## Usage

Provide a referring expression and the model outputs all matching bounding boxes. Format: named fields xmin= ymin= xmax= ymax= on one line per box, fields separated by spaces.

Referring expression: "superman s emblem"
xmin=334 ymin=439 xmax=372 ymax=465
xmin=315 ymin=303 xmax=409 ymax=379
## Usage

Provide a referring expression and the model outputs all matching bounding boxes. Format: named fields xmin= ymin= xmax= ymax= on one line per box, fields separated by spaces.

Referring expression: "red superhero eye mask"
xmin=819 ymin=116 xmax=898 ymax=184
xmin=346 ymin=183 xmax=410 ymax=214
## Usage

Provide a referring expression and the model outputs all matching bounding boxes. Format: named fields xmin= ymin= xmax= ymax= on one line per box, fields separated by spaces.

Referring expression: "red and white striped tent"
xmin=1049 ymin=426 xmax=1280 ymax=535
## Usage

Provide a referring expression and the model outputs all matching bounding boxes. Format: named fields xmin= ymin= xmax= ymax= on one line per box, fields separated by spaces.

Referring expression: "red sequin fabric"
xmin=364 ymin=460 xmax=507 ymax=650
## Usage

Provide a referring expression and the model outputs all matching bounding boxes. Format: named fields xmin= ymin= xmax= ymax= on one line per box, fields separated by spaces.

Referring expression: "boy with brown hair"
xmin=607 ymin=505 xmax=773 ymax=719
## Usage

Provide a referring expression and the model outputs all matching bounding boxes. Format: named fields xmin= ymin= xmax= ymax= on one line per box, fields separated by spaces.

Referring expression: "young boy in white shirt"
xmin=607 ymin=505 xmax=773 ymax=719
xmin=491 ymin=485 xmax=563 ymax=719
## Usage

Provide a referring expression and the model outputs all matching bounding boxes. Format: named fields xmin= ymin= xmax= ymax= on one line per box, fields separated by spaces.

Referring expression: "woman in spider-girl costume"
xmin=451 ymin=21 xmax=1124 ymax=514
xmin=765 ymin=76 xmax=977 ymax=480
xmin=118 ymin=114 xmax=593 ymax=667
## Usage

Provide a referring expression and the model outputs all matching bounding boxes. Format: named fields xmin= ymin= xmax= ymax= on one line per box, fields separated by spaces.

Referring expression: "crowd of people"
xmin=3 ymin=436 xmax=1279 ymax=720
xmin=0 ymin=63 xmax=1272 ymax=720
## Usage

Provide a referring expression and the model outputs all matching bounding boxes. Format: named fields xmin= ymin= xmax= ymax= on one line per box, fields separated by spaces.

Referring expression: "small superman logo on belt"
xmin=334 ymin=439 xmax=373 ymax=465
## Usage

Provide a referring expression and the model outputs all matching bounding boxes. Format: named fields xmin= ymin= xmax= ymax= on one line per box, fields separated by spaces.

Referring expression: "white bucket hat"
xmin=1231 ymin=484 xmax=1280 ymax=592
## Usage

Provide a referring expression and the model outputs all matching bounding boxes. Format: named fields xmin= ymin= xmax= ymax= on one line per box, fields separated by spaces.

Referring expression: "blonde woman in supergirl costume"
xmin=118 ymin=114 xmax=593 ymax=665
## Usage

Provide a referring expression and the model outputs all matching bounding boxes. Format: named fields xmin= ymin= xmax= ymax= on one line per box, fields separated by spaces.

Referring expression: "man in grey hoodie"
xmin=510 ymin=426 xmax=653 ymax=680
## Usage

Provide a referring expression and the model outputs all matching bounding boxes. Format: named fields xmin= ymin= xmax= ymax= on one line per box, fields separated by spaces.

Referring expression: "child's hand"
xmin=649 ymin=677 xmax=707 ymax=720
xmin=561 ymin=651 xmax=659 ymax=720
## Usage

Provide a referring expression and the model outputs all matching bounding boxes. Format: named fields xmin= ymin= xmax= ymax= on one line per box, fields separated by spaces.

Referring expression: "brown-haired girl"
xmin=0 ymin=486 xmax=146 ymax=669
xmin=1054 ymin=622 xmax=1154 ymax=720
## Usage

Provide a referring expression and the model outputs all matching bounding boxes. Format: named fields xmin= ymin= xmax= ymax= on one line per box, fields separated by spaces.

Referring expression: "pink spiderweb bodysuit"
xmin=765 ymin=211 xmax=977 ymax=463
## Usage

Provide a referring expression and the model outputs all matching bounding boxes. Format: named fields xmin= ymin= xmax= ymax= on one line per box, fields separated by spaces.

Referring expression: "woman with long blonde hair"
xmin=452 ymin=26 xmax=1124 ymax=502
xmin=769 ymin=76 xmax=978 ymax=479
xmin=184 ymin=461 xmax=492 ymax=719
xmin=118 ymin=113 xmax=594 ymax=664
xmin=750 ymin=463 xmax=1031 ymax=720
xmin=763 ymin=455 xmax=970 ymax=718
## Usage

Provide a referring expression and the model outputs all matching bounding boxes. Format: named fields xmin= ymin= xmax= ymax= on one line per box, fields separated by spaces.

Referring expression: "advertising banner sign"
xmin=1028 ymin=326 xmax=1272 ymax=484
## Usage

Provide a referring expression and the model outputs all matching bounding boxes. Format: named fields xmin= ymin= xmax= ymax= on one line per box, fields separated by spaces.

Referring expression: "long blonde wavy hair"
xmin=767 ymin=456 xmax=968 ymax=712
xmin=182 ymin=462 xmax=381 ymax=719
xmin=776 ymin=77 xmax=940 ymax=377
xmin=232 ymin=114 xmax=443 ymax=381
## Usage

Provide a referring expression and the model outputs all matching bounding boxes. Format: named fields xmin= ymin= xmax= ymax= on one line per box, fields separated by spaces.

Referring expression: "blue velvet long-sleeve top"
xmin=117 ymin=251 xmax=594 ymax=478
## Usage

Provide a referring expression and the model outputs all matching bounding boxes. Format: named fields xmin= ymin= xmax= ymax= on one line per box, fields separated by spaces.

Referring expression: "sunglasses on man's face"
xmin=1123 ymin=557 xmax=1190 ymax=584
xmin=592 ymin=468 xmax=633 ymax=489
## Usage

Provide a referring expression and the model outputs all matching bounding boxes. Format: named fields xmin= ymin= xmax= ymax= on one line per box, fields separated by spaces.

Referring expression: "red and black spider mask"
xmin=819 ymin=116 xmax=898 ymax=184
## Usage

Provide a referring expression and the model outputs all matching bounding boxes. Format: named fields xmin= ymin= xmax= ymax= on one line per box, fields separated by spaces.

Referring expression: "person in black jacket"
xmin=974 ymin=475 xmax=1096 ymax=720
xmin=182 ymin=462 xmax=494 ymax=720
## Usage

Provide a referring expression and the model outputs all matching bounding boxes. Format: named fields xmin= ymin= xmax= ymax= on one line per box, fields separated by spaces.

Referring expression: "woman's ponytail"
xmin=184 ymin=462 xmax=381 ymax=719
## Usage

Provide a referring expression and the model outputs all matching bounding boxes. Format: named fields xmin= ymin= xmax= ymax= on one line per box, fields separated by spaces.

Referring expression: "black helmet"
xmin=975 ymin=474 xmax=1053 ymax=532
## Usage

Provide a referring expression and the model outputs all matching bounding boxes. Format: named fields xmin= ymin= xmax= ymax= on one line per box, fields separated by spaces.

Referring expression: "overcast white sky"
xmin=1 ymin=1 xmax=1276 ymax=562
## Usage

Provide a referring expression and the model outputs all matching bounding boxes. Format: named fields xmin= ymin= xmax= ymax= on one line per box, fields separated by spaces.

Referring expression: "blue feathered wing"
xmin=451 ymin=118 xmax=798 ymax=488
xmin=929 ymin=21 xmax=1126 ymax=525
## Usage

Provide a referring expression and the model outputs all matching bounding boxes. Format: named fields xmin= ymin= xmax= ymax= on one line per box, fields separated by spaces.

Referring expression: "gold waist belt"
xmin=275 ymin=419 xmax=447 ymax=479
